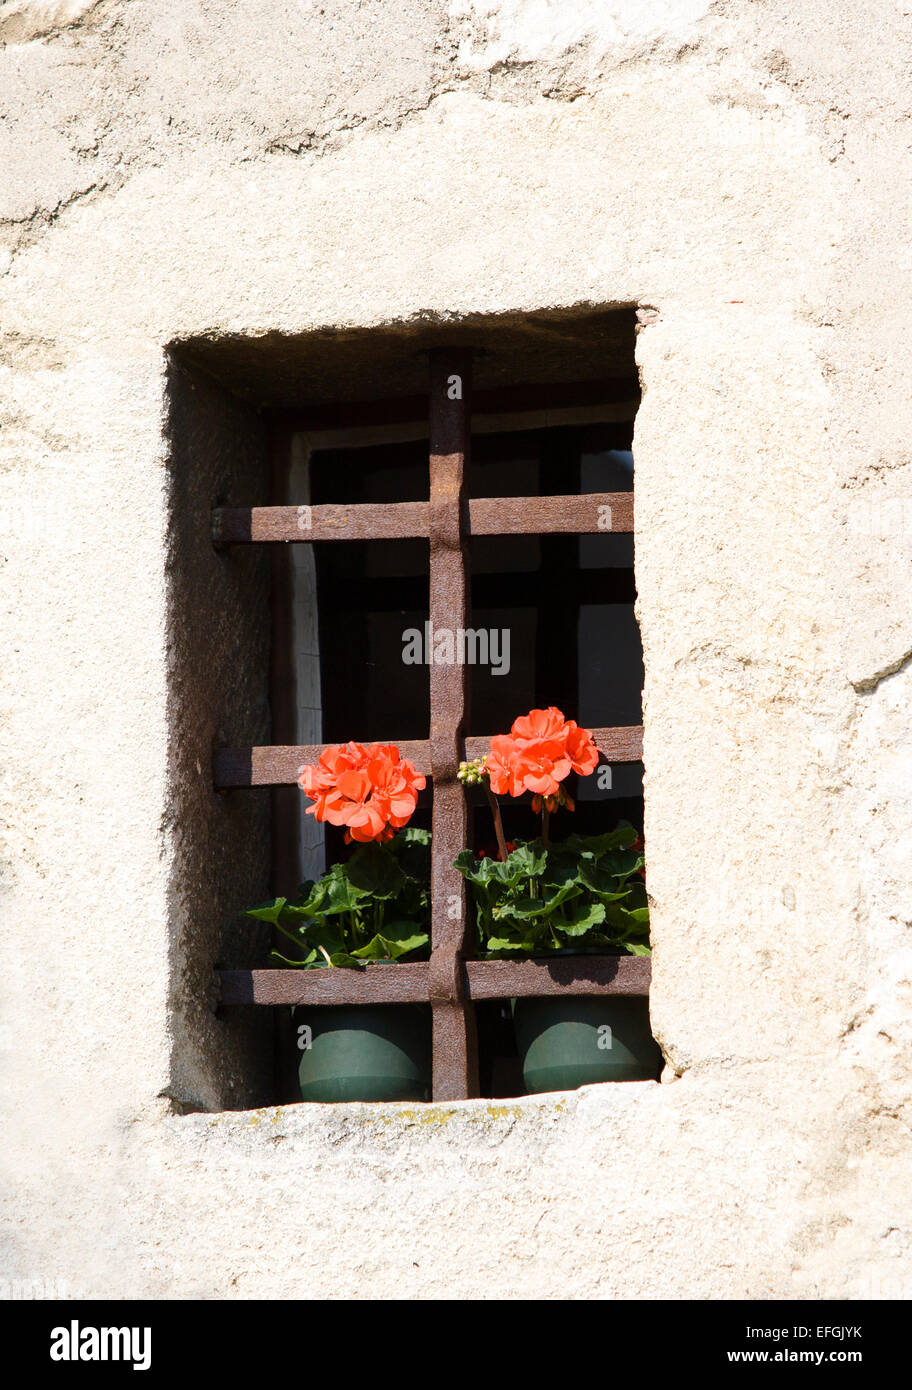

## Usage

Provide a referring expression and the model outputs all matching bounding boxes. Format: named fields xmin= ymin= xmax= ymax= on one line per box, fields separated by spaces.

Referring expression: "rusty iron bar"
xmin=268 ymin=423 xmax=303 ymax=896
xmin=427 ymin=347 xmax=479 ymax=1100
xmin=464 ymin=955 xmax=651 ymax=999
xmin=212 ymin=492 xmax=632 ymax=545
xmin=214 ymin=726 xmax=643 ymax=788
xmin=220 ymin=964 xmax=432 ymax=1006
xmin=268 ymin=421 xmax=306 ymax=1103
xmin=213 ymin=500 xmax=430 ymax=545
xmin=218 ymin=955 xmax=651 ymax=1006
xmin=470 ymin=492 xmax=632 ymax=535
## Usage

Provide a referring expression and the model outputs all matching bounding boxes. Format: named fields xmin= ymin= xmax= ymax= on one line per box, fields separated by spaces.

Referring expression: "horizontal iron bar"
xmin=219 ymin=963 xmax=431 ymax=1005
xmin=214 ymin=726 xmax=643 ymax=787
xmin=212 ymin=493 xmax=632 ymax=545
xmin=470 ymin=493 xmax=632 ymax=535
xmin=464 ymin=954 xmax=651 ymax=999
xmin=214 ymin=500 xmax=429 ymax=545
xmin=218 ymin=954 xmax=650 ymax=1005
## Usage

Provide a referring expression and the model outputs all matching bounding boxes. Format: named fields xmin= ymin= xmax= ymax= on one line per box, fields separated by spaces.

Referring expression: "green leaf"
xmin=540 ymin=857 xmax=584 ymax=889
xmin=350 ymin=930 xmax=429 ymax=961
xmin=502 ymin=842 xmax=547 ymax=881
xmin=453 ymin=851 xmax=505 ymax=887
xmin=557 ymin=901 xmax=607 ymax=936
xmin=347 ymin=841 xmax=406 ymax=899
xmin=393 ymin=827 xmax=431 ymax=847
xmin=508 ymin=882 xmax=581 ymax=920
xmin=603 ymin=903 xmax=650 ymax=932
xmin=294 ymin=870 xmax=352 ymax=917
xmin=268 ymin=948 xmax=319 ymax=968
xmin=389 ymin=828 xmax=431 ymax=881
xmin=327 ymin=952 xmax=365 ymax=969
xmin=244 ymin=897 xmax=288 ymax=925
xmin=316 ymin=875 xmax=367 ymax=916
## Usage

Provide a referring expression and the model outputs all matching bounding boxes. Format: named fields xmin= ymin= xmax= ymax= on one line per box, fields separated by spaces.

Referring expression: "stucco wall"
xmin=2 ymin=0 xmax=911 ymax=1298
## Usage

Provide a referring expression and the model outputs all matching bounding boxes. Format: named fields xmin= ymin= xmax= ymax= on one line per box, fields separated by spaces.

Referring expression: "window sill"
xmin=172 ymin=1078 xmax=661 ymax=1136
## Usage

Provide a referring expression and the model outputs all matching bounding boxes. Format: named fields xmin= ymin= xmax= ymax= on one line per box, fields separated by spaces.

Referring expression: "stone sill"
xmin=170 ymin=1080 xmax=665 ymax=1145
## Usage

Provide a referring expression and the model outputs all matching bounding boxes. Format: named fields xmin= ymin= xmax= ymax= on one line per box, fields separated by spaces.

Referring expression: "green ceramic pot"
xmin=512 ymin=994 xmax=662 ymax=1094
xmin=296 ymin=1003 xmax=432 ymax=1103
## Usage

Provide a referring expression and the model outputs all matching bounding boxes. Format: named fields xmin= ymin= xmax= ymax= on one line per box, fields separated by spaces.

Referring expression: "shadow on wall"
xmin=161 ymin=350 xmax=274 ymax=1113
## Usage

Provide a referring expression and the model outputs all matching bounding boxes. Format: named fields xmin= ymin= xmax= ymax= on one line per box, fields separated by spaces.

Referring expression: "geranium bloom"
xmin=486 ymin=707 xmax=599 ymax=800
xmin=298 ymin=742 xmax=425 ymax=843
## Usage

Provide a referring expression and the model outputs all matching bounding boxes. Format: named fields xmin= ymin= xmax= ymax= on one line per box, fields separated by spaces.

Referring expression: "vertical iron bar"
xmin=269 ymin=422 xmax=301 ymax=1103
xmin=428 ymin=348 xmax=479 ymax=1099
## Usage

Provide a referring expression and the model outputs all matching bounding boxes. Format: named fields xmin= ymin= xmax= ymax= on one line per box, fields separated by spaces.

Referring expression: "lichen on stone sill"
xmin=178 ymin=1091 xmax=578 ymax=1137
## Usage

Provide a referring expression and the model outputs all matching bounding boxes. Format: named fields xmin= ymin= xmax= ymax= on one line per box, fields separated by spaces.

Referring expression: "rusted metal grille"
xmin=214 ymin=348 xmax=648 ymax=1100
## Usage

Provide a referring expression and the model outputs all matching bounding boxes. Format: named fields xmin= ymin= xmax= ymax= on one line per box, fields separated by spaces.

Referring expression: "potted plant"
xmin=245 ymin=741 xmax=432 ymax=1103
xmin=455 ymin=707 xmax=661 ymax=1093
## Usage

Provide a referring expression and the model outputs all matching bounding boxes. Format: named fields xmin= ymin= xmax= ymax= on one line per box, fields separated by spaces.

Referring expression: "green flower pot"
xmin=512 ymin=995 xmax=662 ymax=1094
xmin=296 ymin=1003 xmax=431 ymax=1103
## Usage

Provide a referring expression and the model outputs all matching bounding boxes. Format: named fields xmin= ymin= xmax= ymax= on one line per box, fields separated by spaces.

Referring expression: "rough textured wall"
xmin=1 ymin=0 xmax=911 ymax=1298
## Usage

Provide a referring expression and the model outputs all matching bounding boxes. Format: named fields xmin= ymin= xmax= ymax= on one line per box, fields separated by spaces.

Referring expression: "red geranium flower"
xmin=298 ymin=741 xmax=425 ymax=843
xmin=485 ymin=706 xmax=599 ymax=800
